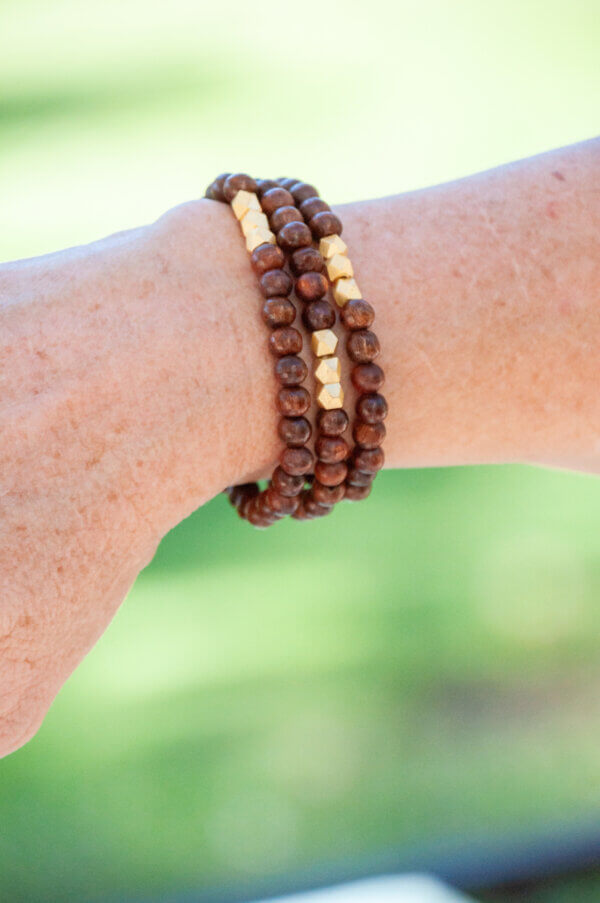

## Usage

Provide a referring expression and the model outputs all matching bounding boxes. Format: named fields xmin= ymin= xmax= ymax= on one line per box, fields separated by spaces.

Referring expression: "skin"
xmin=1 ymin=138 xmax=599 ymax=758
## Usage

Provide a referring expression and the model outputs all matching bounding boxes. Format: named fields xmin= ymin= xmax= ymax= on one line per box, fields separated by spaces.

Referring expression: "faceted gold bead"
xmin=311 ymin=328 xmax=338 ymax=357
xmin=333 ymin=277 xmax=361 ymax=307
xmin=317 ymin=382 xmax=344 ymax=410
xmin=319 ymin=234 xmax=347 ymax=259
xmin=326 ymin=253 xmax=353 ymax=281
xmin=246 ymin=227 xmax=276 ymax=253
xmin=240 ymin=209 xmax=270 ymax=236
xmin=232 ymin=190 xmax=261 ymax=220
xmin=315 ymin=356 xmax=341 ymax=384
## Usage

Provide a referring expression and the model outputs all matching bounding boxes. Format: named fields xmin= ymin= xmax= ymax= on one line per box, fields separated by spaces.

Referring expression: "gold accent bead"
xmin=317 ymin=382 xmax=344 ymax=410
xmin=246 ymin=227 xmax=276 ymax=253
xmin=315 ymin=356 xmax=341 ymax=384
xmin=311 ymin=328 xmax=338 ymax=357
xmin=240 ymin=209 xmax=270 ymax=236
xmin=232 ymin=190 xmax=261 ymax=220
xmin=333 ymin=277 xmax=361 ymax=307
xmin=319 ymin=234 xmax=347 ymax=259
xmin=326 ymin=253 xmax=354 ymax=281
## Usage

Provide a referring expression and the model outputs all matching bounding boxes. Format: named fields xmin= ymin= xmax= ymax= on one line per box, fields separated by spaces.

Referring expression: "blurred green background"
xmin=1 ymin=1 xmax=600 ymax=901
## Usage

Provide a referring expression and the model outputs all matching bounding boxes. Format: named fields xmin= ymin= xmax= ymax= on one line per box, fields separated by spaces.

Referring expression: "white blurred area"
xmin=253 ymin=875 xmax=475 ymax=903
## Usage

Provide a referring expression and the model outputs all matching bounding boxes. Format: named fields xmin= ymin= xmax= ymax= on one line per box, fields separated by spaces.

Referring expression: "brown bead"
xmin=309 ymin=210 xmax=342 ymax=238
xmin=353 ymin=420 xmax=386 ymax=449
xmin=314 ymin=460 xmax=348 ymax=486
xmin=278 ymin=178 xmax=298 ymax=190
xmin=346 ymin=468 xmax=375 ymax=487
xmin=278 ymin=416 xmax=312 ymax=446
xmin=278 ymin=221 xmax=313 ymax=251
xmin=275 ymin=355 xmax=307 ymax=386
xmin=315 ymin=435 xmax=349 ymax=463
xmin=317 ymin=408 xmax=349 ymax=436
xmin=302 ymin=299 xmax=336 ymax=331
xmin=280 ymin=446 xmax=314 ymax=476
xmin=341 ymin=299 xmax=375 ymax=331
xmin=351 ymin=363 xmax=385 ymax=393
xmin=270 ymin=205 xmax=304 ymax=232
xmin=265 ymin=487 xmax=301 ymax=515
xmin=277 ymin=386 xmax=310 ymax=416
xmin=353 ymin=447 xmax=385 ymax=473
xmin=300 ymin=197 xmax=330 ymax=220
xmin=356 ymin=393 xmax=388 ymax=423
xmin=295 ymin=271 xmax=328 ymax=303
xmin=312 ymin=481 xmax=346 ymax=505
xmin=227 ymin=482 xmax=259 ymax=507
xmin=271 ymin=466 xmax=305 ymax=496
xmin=206 ymin=172 xmax=230 ymax=201
xmin=223 ymin=173 xmax=257 ymax=202
xmin=260 ymin=268 xmax=293 ymax=298
xmin=345 ymin=484 xmax=372 ymax=502
xmin=256 ymin=178 xmax=279 ymax=197
xmin=304 ymin=495 xmax=333 ymax=517
xmin=292 ymin=501 xmax=312 ymax=520
xmin=256 ymin=491 xmax=278 ymax=518
xmin=251 ymin=243 xmax=285 ymax=276
xmin=238 ymin=493 xmax=254 ymax=519
xmin=247 ymin=503 xmax=275 ymax=528
xmin=262 ymin=296 xmax=296 ymax=328
xmin=269 ymin=327 xmax=302 ymax=357
xmin=290 ymin=182 xmax=319 ymax=203
xmin=290 ymin=247 xmax=325 ymax=275
xmin=261 ymin=187 xmax=294 ymax=215
xmin=347 ymin=329 xmax=380 ymax=363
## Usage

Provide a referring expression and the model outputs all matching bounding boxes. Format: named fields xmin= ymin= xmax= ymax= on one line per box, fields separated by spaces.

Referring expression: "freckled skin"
xmin=1 ymin=138 xmax=600 ymax=757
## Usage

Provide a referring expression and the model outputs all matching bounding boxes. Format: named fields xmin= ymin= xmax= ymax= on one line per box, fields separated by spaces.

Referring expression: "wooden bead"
xmin=278 ymin=178 xmax=299 ymax=190
xmin=304 ymin=495 xmax=333 ymax=517
xmin=309 ymin=210 xmax=342 ymax=238
xmin=346 ymin=468 xmax=375 ymax=487
xmin=315 ymin=435 xmax=349 ymax=463
xmin=353 ymin=447 xmax=385 ymax=473
xmin=315 ymin=460 xmax=348 ymax=487
xmin=256 ymin=491 xmax=280 ymax=519
xmin=265 ymin=487 xmax=301 ymax=515
xmin=251 ymin=243 xmax=285 ymax=276
xmin=277 ymin=386 xmax=311 ymax=416
xmin=345 ymin=484 xmax=372 ymax=502
xmin=340 ymin=298 xmax=374 ymax=330
xmin=206 ymin=172 xmax=230 ymax=201
xmin=275 ymin=355 xmax=307 ymax=386
xmin=277 ymin=221 xmax=312 ymax=251
xmin=223 ymin=173 xmax=257 ymax=202
xmin=261 ymin=187 xmax=294 ymax=215
xmin=347 ymin=329 xmax=380 ymax=362
xmin=269 ymin=327 xmax=302 ymax=356
xmin=312 ymin=481 xmax=346 ymax=505
xmin=271 ymin=466 xmax=305 ymax=496
xmin=256 ymin=179 xmax=279 ymax=197
xmin=317 ymin=408 xmax=349 ymax=436
xmin=290 ymin=247 xmax=325 ymax=275
xmin=280 ymin=446 xmax=314 ymax=476
xmin=351 ymin=362 xmax=385 ymax=393
xmin=262 ymin=296 xmax=296 ymax=328
xmin=300 ymin=197 xmax=330 ymax=220
xmin=227 ymin=482 xmax=259 ymax=507
xmin=247 ymin=502 xmax=276 ymax=528
xmin=260 ymin=268 xmax=293 ymax=298
xmin=290 ymin=182 xmax=319 ymax=203
xmin=270 ymin=205 xmax=304 ymax=232
xmin=278 ymin=416 xmax=312 ymax=446
xmin=356 ymin=393 xmax=388 ymax=423
xmin=353 ymin=420 xmax=386 ymax=449
xmin=295 ymin=271 xmax=328 ymax=302
xmin=303 ymin=300 xmax=336 ymax=331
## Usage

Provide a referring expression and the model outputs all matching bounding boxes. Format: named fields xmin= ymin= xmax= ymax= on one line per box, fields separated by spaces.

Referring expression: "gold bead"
xmin=246 ymin=227 xmax=276 ymax=253
xmin=315 ymin=356 xmax=341 ymax=384
xmin=317 ymin=382 xmax=344 ymax=409
xmin=333 ymin=277 xmax=361 ymax=307
xmin=232 ymin=190 xmax=261 ymax=220
xmin=240 ymin=209 xmax=270 ymax=236
xmin=319 ymin=234 xmax=347 ymax=259
xmin=326 ymin=253 xmax=353 ymax=281
xmin=311 ymin=328 xmax=338 ymax=357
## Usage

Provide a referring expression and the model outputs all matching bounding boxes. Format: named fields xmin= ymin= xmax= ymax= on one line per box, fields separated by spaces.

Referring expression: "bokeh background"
xmin=1 ymin=1 xmax=600 ymax=901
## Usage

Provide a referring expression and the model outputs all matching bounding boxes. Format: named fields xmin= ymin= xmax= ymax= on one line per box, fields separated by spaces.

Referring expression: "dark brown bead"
xmin=347 ymin=329 xmax=380 ymax=363
xmin=315 ymin=435 xmax=349 ymax=463
xmin=205 ymin=173 xmax=230 ymax=201
xmin=223 ymin=173 xmax=257 ymax=202
xmin=256 ymin=179 xmax=279 ymax=197
xmin=290 ymin=247 xmax=324 ymax=275
xmin=314 ymin=460 xmax=347 ymax=487
xmin=292 ymin=501 xmax=312 ymax=520
xmin=269 ymin=327 xmax=302 ymax=357
xmin=251 ymin=243 xmax=285 ymax=276
xmin=278 ymin=416 xmax=312 ymax=446
xmin=353 ymin=420 xmax=386 ymax=449
xmin=261 ymin=187 xmax=294 ymax=215
xmin=299 ymin=197 xmax=330 ymax=220
xmin=351 ymin=363 xmax=385 ymax=393
xmin=346 ymin=468 xmax=375 ymax=487
xmin=280 ymin=446 xmax=314 ymax=476
xmin=290 ymin=182 xmax=319 ymax=203
xmin=317 ymin=408 xmax=349 ymax=437
xmin=238 ymin=493 xmax=255 ymax=519
xmin=304 ymin=495 xmax=333 ymax=517
xmin=271 ymin=466 xmax=305 ymax=496
xmin=265 ymin=487 xmax=301 ymax=515
xmin=309 ymin=210 xmax=342 ymax=238
xmin=278 ymin=178 xmax=298 ymax=190
xmin=312 ymin=481 xmax=346 ymax=505
xmin=277 ymin=386 xmax=310 ymax=416
xmin=302 ymin=300 xmax=336 ymax=331
xmin=356 ymin=393 xmax=388 ymax=423
xmin=353 ymin=447 xmax=385 ymax=473
xmin=277 ymin=221 xmax=312 ymax=251
xmin=256 ymin=491 xmax=278 ymax=519
xmin=295 ymin=271 xmax=328 ymax=303
xmin=262 ymin=296 xmax=296 ymax=328
xmin=341 ymin=298 xmax=375 ymax=330
xmin=344 ymin=484 xmax=372 ymax=502
xmin=275 ymin=355 xmax=307 ymax=386
xmin=260 ymin=268 xmax=293 ymax=298
xmin=247 ymin=503 xmax=275 ymax=528
xmin=227 ymin=482 xmax=259 ymax=507
xmin=270 ymin=205 xmax=304 ymax=232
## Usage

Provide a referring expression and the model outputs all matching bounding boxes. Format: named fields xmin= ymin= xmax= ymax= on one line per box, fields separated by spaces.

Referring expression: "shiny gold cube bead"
xmin=315 ymin=356 xmax=341 ymax=384
xmin=317 ymin=382 xmax=344 ymax=410
xmin=326 ymin=253 xmax=354 ymax=281
xmin=246 ymin=227 xmax=276 ymax=253
xmin=311 ymin=328 xmax=338 ymax=357
xmin=333 ymin=277 xmax=361 ymax=307
xmin=232 ymin=190 xmax=261 ymax=220
xmin=320 ymin=234 xmax=347 ymax=259
xmin=240 ymin=209 xmax=270 ymax=237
